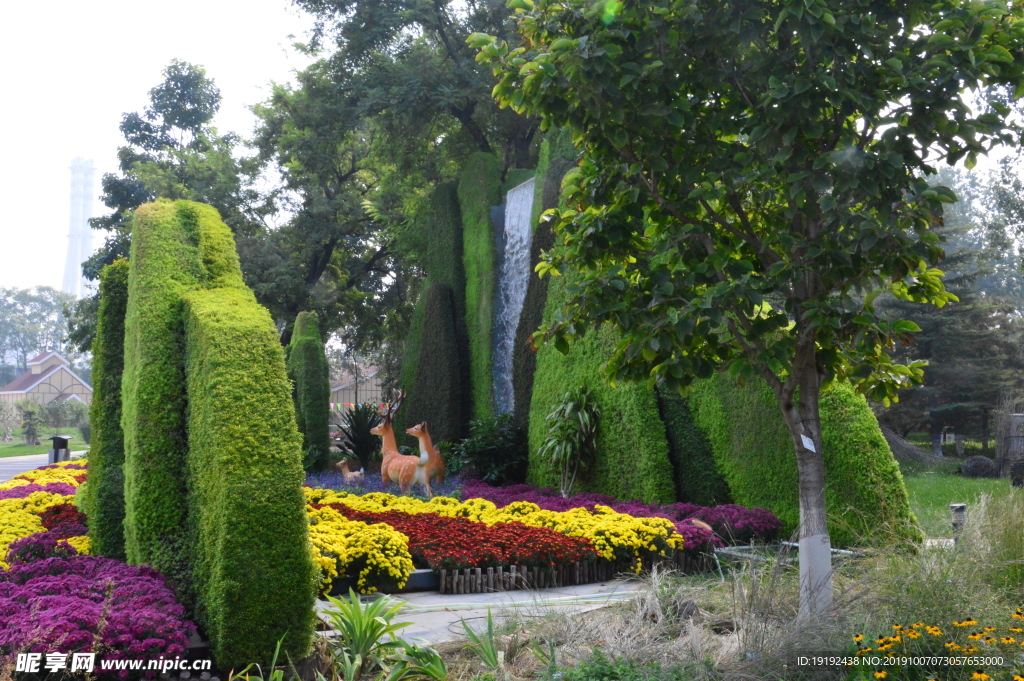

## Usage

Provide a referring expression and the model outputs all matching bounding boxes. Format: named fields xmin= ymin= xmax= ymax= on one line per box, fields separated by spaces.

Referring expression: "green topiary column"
xmin=122 ymin=200 xmax=209 ymax=602
xmin=184 ymin=287 xmax=316 ymax=668
xmin=287 ymin=311 xmax=331 ymax=471
xmin=402 ymin=283 xmax=469 ymax=444
xmin=82 ymin=258 xmax=130 ymax=560
xmin=458 ymin=153 xmax=502 ymax=420
xmin=122 ymin=199 xmax=314 ymax=668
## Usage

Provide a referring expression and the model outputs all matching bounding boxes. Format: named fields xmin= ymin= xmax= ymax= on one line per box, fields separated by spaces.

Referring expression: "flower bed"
xmin=460 ymin=481 xmax=782 ymax=548
xmin=0 ymin=556 xmax=195 ymax=678
xmin=0 ymin=462 xmax=88 ymax=569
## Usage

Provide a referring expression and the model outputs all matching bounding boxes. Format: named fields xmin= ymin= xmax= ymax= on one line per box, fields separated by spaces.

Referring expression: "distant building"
xmin=330 ymin=367 xmax=383 ymax=408
xmin=0 ymin=352 xmax=92 ymax=405
xmin=62 ymin=158 xmax=96 ymax=299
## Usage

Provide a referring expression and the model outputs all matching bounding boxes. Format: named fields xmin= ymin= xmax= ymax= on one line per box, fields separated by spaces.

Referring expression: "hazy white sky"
xmin=0 ymin=0 xmax=317 ymax=291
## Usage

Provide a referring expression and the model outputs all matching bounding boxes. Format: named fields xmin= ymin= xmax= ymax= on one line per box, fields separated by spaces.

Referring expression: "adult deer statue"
xmin=406 ymin=421 xmax=445 ymax=486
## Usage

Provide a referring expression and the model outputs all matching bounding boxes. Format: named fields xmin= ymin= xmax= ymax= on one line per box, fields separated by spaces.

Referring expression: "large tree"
xmin=69 ymin=61 xmax=268 ymax=353
xmin=476 ymin=0 xmax=1024 ymax=617
xmin=0 ymin=287 xmax=79 ymax=376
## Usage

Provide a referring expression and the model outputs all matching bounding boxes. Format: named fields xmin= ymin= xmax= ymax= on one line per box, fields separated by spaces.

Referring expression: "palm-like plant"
xmin=537 ymin=387 xmax=601 ymax=498
xmin=334 ymin=403 xmax=382 ymax=469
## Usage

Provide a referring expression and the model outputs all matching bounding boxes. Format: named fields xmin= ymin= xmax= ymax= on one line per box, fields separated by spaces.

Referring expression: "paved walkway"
xmin=0 ymin=451 xmax=86 ymax=483
xmin=316 ymin=579 xmax=644 ymax=644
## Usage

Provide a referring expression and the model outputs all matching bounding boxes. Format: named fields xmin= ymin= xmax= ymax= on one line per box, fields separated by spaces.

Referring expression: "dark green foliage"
xmin=458 ymin=152 xmax=502 ymax=420
xmin=397 ymin=183 xmax=470 ymax=435
xmin=561 ymin=650 xmax=681 ymax=681
xmin=689 ymin=374 xmax=921 ymax=546
xmin=336 ymin=403 xmax=382 ymax=469
xmin=501 ymin=169 xmax=535 ymax=194
xmin=453 ymin=413 xmax=528 ymax=485
xmin=122 ymin=199 xmax=212 ymax=597
xmin=403 ymin=283 xmax=469 ymax=445
xmin=288 ymin=311 xmax=331 ymax=472
xmin=655 ymin=387 xmax=731 ymax=507
xmin=83 ymin=258 xmax=130 ymax=560
xmin=512 ymin=131 xmax=576 ymax=431
xmin=184 ymin=286 xmax=316 ymax=668
xmin=527 ymin=277 xmax=676 ymax=503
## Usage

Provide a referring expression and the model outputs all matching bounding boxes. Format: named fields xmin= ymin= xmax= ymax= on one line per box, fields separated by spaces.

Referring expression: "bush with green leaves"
xmin=453 ymin=413 xmax=528 ymax=485
xmin=288 ymin=311 xmax=331 ymax=472
xmin=81 ymin=257 xmax=129 ymax=560
xmin=16 ymin=400 xmax=40 ymax=445
xmin=335 ymin=403 xmax=382 ymax=469
xmin=537 ymin=387 xmax=601 ymax=499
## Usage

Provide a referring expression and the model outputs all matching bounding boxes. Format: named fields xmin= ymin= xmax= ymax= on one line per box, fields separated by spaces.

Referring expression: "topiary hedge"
xmin=688 ymin=373 xmax=921 ymax=546
xmin=287 ymin=311 xmax=331 ymax=471
xmin=82 ymin=258 xmax=130 ymax=560
xmin=398 ymin=183 xmax=470 ymax=437
xmin=122 ymin=199 xmax=213 ymax=599
xmin=402 ymin=283 xmax=469 ymax=444
xmin=527 ymin=277 xmax=676 ymax=504
xmin=184 ymin=286 xmax=316 ymax=669
xmin=655 ymin=387 xmax=732 ymax=507
xmin=458 ymin=152 xmax=502 ymax=421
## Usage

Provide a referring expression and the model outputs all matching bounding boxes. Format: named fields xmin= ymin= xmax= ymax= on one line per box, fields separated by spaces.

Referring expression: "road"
xmin=0 ymin=452 xmax=86 ymax=483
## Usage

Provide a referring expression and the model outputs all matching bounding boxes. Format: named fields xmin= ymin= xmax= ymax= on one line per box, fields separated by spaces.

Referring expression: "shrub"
xmin=16 ymin=401 xmax=40 ymax=445
xmin=288 ymin=311 xmax=332 ymax=472
xmin=537 ymin=387 xmax=601 ymax=498
xmin=335 ymin=403 xmax=382 ymax=469
xmin=960 ymin=455 xmax=998 ymax=478
xmin=458 ymin=152 xmax=502 ymax=420
xmin=528 ymin=279 xmax=676 ymax=503
xmin=453 ymin=413 xmax=528 ymax=485
xmin=689 ymin=374 xmax=921 ymax=546
xmin=655 ymin=387 xmax=732 ymax=506
xmin=81 ymin=257 xmax=129 ymax=560
xmin=184 ymin=285 xmax=317 ymax=667
xmin=402 ymin=283 xmax=470 ymax=444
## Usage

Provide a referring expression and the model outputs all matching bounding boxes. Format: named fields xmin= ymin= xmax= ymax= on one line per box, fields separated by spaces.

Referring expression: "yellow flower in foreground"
xmin=1002 ymin=636 xmax=1016 ymax=644
xmin=970 ymin=671 xmax=990 ymax=681
xmin=873 ymin=671 xmax=887 ymax=679
xmin=65 ymin=535 xmax=91 ymax=555
xmin=853 ymin=634 xmax=864 ymax=643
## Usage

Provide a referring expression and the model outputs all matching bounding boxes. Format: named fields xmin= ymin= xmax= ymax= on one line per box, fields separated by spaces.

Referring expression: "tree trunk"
xmin=772 ymin=347 xmax=832 ymax=621
xmin=981 ymin=410 xmax=990 ymax=457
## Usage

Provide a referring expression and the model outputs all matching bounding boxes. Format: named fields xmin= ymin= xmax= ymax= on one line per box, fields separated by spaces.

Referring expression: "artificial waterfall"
xmin=492 ymin=178 xmax=536 ymax=413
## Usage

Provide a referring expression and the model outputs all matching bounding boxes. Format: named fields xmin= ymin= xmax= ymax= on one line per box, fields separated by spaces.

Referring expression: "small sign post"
xmin=48 ymin=435 xmax=71 ymax=464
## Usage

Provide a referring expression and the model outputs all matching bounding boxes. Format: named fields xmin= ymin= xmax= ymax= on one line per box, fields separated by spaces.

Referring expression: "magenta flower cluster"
xmin=5 ymin=533 xmax=79 ymax=565
xmin=0 ymin=556 xmax=196 ymax=678
xmin=460 ymin=482 xmax=781 ymax=550
xmin=0 ymin=482 xmax=78 ymax=501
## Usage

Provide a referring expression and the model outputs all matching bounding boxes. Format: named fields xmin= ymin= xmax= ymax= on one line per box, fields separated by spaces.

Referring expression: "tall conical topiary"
xmin=287 ymin=311 xmax=331 ymax=471
xmin=81 ymin=257 xmax=130 ymax=560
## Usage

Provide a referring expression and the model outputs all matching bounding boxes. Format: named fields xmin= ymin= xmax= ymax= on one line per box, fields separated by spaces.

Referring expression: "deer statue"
xmin=405 ymin=421 xmax=445 ymax=486
xmin=372 ymin=391 xmax=405 ymax=487
xmin=335 ymin=458 xmax=364 ymax=484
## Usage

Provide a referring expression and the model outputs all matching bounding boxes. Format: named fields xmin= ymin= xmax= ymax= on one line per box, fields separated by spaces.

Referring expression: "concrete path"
xmin=316 ymin=579 xmax=645 ymax=645
xmin=0 ymin=451 xmax=87 ymax=483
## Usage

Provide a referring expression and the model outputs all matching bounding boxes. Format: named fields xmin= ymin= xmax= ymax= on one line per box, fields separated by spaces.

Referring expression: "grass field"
xmin=903 ymin=466 xmax=1012 ymax=537
xmin=0 ymin=427 xmax=88 ymax=458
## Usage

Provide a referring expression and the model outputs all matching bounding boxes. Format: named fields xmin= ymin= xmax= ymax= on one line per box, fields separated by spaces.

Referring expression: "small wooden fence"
xmin=437 ymin=549 xmax=717 ymax=595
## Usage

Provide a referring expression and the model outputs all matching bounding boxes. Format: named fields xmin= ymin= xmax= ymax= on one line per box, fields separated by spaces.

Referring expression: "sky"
xmin=0 ymin=0 xmax=317 ymax=292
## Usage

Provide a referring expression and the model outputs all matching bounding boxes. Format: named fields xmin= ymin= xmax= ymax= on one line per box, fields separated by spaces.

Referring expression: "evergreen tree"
xmin=287 ymin=311 xmax=332 ymax=471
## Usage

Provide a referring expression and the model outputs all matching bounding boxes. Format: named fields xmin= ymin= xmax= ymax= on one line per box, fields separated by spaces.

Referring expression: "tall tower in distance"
xmin=62 ymin=158 xmax=97 ymax=298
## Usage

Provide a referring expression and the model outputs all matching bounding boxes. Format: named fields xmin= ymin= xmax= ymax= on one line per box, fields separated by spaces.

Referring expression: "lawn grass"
xmin=903 ymin=466 xmax=1011 ymax=537
xmin=0 ymin=428 xmax=88 ymax=458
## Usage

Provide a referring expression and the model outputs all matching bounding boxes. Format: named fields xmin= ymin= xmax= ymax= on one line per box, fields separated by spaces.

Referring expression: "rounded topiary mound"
xmin=960 ymin=455 xmax=998 ymax=478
